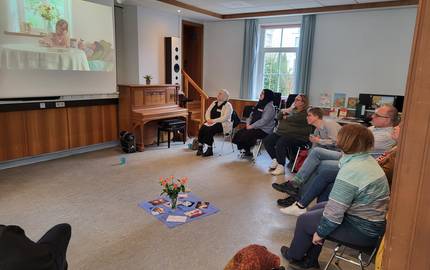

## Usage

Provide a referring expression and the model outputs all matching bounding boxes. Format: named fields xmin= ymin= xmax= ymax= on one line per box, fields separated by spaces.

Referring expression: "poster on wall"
xmin=347 ymin=97 xmax=359 ymax=109
xmin=319 ymin=93 xmax=331 ymax=107
xmin=333 ymin=93 xmax=346 ymax=107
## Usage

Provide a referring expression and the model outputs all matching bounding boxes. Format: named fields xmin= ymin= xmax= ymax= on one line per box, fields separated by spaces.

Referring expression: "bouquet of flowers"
xmin=36 ymin=1 xmax=58 ymax=22
xmin=159 ymin=176 xmax=187 ymax=209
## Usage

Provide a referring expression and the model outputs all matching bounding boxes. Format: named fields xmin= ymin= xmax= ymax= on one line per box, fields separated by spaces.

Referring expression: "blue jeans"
xmin=294 ymin=147 xmax=342 ymax=185
xmin=298 ymin=167 xmax=339 ymax=207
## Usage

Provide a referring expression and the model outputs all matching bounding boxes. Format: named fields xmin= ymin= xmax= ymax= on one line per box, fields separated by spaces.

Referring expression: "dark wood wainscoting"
xmin=0 ymin=103 xmax=118 ymax=162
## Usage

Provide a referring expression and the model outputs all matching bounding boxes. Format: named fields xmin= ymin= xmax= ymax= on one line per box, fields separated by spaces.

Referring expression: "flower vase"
xmin=44 ymin=20 xmax=53 ymax=33
xmin=170 ymin=195 xmax=178 ymax=210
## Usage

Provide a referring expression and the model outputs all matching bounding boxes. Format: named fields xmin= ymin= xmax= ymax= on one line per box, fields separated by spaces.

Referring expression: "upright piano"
xmin=118 ymin=84 xmax=188 ymax=151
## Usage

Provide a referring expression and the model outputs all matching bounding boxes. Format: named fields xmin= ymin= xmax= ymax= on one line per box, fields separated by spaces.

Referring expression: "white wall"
xmin=137 ymin=7 xmax=180 ymax=85
xmin=118 ymin=5 xmax=139 ymax=84
xmin=117 ymin=6 xmax=180 ymax=84
xmin=203 ymin=20 xmax=244 ymax=98
xmin=309 ymin=7 xmax=417 ymax=106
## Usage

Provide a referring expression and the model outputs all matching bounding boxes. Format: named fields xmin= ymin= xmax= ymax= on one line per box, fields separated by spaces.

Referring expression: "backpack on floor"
xmin=119 ymin=131 xmax=137 ymax=153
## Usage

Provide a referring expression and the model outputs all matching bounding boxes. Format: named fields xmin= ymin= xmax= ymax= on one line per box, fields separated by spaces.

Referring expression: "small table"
xmin=157 ymin=119 xmax=186 ymax=148
xmin=0 ymin=43 xmax=90 ymax=70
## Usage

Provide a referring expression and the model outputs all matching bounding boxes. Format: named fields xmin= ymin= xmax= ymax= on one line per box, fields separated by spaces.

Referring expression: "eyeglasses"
xmin=373 ymin=113 xmax=390 ymax=118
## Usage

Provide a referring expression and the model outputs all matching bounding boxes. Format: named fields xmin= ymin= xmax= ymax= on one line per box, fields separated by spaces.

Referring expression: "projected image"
xmin=371 ymin=95 xmax=395 ymax=109
xmin=0 ymin=0 xmax=114 ymax=71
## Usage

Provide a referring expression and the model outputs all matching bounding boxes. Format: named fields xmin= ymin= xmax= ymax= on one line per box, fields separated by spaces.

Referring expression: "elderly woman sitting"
xmin=196 ymin=89 xmax=233 ymax=157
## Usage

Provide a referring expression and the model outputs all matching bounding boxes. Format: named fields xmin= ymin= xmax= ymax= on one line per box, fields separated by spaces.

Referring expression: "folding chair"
xmin=291 ymin=144 xmax=311 ymax=172
xmin=251 ymin=139 xmax=264 ymax=163
xmin=323 ymin=234 xmax=384 ymax=270
xmin=219 ymin=128 xmax=235 ymax=156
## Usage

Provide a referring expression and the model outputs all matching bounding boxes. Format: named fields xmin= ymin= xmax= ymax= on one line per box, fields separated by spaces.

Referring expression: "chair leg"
xmin=167 ymin=129 xmax=171 ymax=148
xmin=335 ymin=246 xmax=347 ymax=265
xmin=182 ymin=127 xmax=186 ymax=144
xmin=323 ymin=245 xmax=341 ymax=270
xmin=157 ymin=128 xmax=161 ymax=146
xmin=291 ymin=147 xmax=302 ymax=172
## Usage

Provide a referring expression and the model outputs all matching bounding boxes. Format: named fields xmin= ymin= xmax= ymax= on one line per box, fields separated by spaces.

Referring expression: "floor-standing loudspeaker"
xmin=165 ymin=37 xmax=181 ymax=86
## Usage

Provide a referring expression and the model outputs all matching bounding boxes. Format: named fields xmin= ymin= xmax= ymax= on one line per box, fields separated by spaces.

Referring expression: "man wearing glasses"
xmin=369 ymin=104 xmax=398 ymax=153
xmin=273 ymin=104 xmax=398 ymax=208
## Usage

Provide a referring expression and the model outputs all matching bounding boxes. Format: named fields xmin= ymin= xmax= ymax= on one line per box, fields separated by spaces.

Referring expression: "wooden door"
xmin=382 ymin=1 xmax=430 ymax=269
xmin=182 ymin=20 xmax=204 ymax=101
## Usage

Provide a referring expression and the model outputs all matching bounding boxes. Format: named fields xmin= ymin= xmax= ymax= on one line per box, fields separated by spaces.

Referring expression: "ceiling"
xmin=172 ymin=0 xmax=396 ymax=14
xmin=119 ymin=0 xmax=415 ymax=21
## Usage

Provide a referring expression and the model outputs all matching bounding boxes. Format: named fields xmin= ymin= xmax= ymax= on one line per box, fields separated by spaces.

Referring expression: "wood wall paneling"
xmin=25 ymin=109 xmax=69 ymax=156
xmin=0 ymin=111 xmax=28 ymax=161
xmin=101 ymin=104 xmax=119 ymax=142
xmin=382 ymin=0 xmax=430 ymax=269
xmin=207 ymin=97 xmax=258 ymax=119
xmin=67 ymin=106 xmax=104 ymax=148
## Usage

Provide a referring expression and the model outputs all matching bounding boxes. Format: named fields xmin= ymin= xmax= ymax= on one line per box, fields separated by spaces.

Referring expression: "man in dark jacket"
xmin=0 ymin=223 xmax=71 ymax=270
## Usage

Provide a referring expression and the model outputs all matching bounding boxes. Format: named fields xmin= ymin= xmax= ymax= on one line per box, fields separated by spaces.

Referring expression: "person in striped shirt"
xmin=280 ymin=124 xmax=390 ymax=269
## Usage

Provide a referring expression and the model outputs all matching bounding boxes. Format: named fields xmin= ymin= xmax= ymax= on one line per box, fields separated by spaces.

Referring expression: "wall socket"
xmin=55 ymin=101 xmax=65 ymax=108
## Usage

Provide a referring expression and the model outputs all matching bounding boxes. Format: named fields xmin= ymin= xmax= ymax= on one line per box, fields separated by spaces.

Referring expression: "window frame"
xmin=255 ymin=24 xmax=301 ymax=99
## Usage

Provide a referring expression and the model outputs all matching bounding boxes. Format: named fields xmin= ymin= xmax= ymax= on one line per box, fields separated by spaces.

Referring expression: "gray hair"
xmin=382 ymin=104 xmax=399 ymax=124
xmin=218 ymin=89 xmax=230 ymax=102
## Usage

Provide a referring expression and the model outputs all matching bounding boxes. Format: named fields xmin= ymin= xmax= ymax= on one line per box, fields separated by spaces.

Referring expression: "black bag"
xmin=119 ymin=131 xmax=137 ymax=153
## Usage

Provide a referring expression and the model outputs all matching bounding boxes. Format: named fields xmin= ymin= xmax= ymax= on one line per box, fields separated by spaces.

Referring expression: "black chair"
xmin=273 ymin=92 xmax=282 ymax=109
xmin=241 ymin=105 xmax=254 ymax=124
xmin=285 ymin=93 xmax=298 ymax=108
xmin=323 ymin=234 xmax=384 ymax=270
xmin=157 ymin=118 xmax=186 ymax=148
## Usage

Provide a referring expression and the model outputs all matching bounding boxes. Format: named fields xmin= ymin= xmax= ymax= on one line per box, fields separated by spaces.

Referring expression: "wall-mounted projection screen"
xmin=0 ymin=0 xmax=116 ymax=98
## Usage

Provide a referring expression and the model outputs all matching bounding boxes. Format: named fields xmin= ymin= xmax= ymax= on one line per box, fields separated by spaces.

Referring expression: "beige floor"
xmin=0 ymin=140 xmax=360 ymax=270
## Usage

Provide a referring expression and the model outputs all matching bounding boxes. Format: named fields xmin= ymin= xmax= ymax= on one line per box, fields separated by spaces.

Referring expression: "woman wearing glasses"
xmin=263 ymin=94 xmax=314 ymax=175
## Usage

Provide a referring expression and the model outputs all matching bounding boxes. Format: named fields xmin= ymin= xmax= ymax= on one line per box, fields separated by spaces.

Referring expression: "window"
xmin=256 ymin=25 xmax=300 ymax=97
xmin=7 ymin=0 xmax=70 ymax=33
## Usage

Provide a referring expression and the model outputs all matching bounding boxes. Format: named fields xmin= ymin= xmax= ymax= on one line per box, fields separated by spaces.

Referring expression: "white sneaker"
xmin=271 ymin=164 xmax=285 ymax=175
xmin=269 ymin=159 xmax=278 ymax=170
xmin=280 ymin=203 xmax=307 ymax=216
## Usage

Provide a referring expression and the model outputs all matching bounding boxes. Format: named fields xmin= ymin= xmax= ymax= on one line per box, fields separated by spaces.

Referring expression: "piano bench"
xmin=157 ymin=119 xmax=186 ymax=148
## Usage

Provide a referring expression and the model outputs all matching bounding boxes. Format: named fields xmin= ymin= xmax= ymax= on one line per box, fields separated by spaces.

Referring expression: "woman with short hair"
xmin=280 ymin=124 xmax=390 ymax=269
xmin=196 ymin=89 xmax=233 ymax=157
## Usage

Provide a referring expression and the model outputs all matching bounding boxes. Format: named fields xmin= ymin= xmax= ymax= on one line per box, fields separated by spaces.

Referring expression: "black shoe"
xmin=196 ymin=145 xmax=203 ymax=156
xmin=272 ymin=182 xmax=299 ymax=196
xmin=202 ymin=147 xmax=213 ymax=157
xmin=289 ymin=259 xmax=320 ymax=269
xmin=277 ymin=196 xmax=296 ymax=207
xmin=281 ymin=246 xmax=320 ymax=269
xmin=280 ymin=246 xmax=290 ymax=260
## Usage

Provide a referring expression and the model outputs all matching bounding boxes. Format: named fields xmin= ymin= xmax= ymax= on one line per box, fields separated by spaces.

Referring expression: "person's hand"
xmin=309 ymin=135 xmax=320 ymax=143
xmin=312 ymin=232 xmax=324 ymax=245
xmin=246 ymin=124 xmax=253 ymax=130
xmin=206 ymin=119 xmax=214 ymax=125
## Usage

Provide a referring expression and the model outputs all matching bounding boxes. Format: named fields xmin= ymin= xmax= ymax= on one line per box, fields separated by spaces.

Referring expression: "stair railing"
xmin=182 ymin=70 xmax=209 ymax=125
